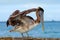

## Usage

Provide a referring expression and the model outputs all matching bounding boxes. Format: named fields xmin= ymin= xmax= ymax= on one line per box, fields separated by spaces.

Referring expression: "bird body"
xmin=10 ymin=15 xmax=39 ymax=33
xmin=14 ymin=23 xmax=38 ymax=33
xmin=7 ymin=7 xmax=44 ymax=37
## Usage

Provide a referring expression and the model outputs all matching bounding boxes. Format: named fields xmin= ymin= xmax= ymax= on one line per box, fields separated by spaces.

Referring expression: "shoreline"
xmin=0 ymin=37 xmax=60 ymax=40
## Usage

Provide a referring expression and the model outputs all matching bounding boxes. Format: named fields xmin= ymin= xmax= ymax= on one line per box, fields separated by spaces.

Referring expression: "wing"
xmin=7 ymin=7 xmax=44 ymax=27
xmin=26 ymin=16 xmax=34 ymax=21
xmin=10 ymin=10 xmax=20 ymax=16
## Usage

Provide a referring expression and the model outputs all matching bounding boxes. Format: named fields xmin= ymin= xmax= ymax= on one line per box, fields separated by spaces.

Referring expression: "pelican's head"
xmin=6 ymin=17 xmax=24 ymax=27
xmin=6 ymin=17 xmax=18 ymax=27
xmin=6 ymin=10 xmax=23 ymax=27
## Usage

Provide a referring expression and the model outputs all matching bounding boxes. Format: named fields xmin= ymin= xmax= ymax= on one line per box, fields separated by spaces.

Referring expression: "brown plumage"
xmin=6 ymin=7 xmax=44 ymax=37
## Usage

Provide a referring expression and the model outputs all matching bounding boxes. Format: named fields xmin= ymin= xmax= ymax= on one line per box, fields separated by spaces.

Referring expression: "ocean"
xmin=0 ymin=21 xmax=60 ymax=38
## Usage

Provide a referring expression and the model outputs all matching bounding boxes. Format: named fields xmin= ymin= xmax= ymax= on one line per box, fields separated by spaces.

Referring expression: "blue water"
xmin=0 ymin=21 xmax=60 ymax=38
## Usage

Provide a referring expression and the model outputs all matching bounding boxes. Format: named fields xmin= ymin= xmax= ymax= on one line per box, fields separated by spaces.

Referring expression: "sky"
xmin=0 ymin=0 xmax=60 ymax=21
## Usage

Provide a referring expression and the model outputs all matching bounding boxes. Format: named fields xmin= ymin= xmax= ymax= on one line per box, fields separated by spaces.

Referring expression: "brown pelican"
xmin=6 ymin=7 xmax=44 ymax=37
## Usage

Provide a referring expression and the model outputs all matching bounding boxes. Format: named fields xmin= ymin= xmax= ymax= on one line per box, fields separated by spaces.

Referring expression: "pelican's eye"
xmin=16 ymin=22 xmax=20 ymax=26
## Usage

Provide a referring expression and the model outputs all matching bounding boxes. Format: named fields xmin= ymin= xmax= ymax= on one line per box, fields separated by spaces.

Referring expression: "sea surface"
xmin=0 ymin=21 xmax=60 ymax=38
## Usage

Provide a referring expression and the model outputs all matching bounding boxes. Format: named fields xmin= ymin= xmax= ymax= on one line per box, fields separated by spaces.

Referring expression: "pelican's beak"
xmin=6 ymin=20 xmax=9 ymax=27
xmin=40 ymin=12 xmax=44 ymax=31
xmin=6 ymin=21 xmax=9 ymax=27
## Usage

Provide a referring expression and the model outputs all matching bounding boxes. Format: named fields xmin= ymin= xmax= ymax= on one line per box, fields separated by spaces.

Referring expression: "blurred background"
xmin=0 ymin=0 xmax=60 ymax=21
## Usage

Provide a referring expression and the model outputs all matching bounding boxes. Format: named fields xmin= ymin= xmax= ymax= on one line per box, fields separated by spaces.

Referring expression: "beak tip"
xmin=6 ymin=20 xmax=9 ymax=27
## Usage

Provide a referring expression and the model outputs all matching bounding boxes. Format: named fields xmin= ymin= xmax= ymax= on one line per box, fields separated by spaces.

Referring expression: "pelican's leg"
xmin=26 ymin=32 xmax=29 ymax=37
xmin=21 ymin=33 xmax=24 ymax=38
xmin=21 ymin=33 xmax=24 ymax=40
